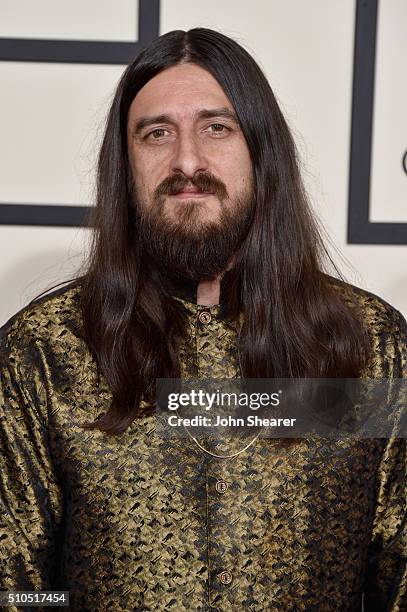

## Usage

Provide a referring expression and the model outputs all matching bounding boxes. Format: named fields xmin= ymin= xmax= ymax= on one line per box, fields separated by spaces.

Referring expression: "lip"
xmin=168 ymin=191 xmax=213 ymax=199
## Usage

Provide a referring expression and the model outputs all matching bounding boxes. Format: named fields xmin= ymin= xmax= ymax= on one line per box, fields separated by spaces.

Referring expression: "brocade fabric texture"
xmin=0 ymin=277 xmax=406 ymax=611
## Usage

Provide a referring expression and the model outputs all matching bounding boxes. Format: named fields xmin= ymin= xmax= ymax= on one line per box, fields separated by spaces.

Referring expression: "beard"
xmin=131 ymin=170 xmax=254 ymax=283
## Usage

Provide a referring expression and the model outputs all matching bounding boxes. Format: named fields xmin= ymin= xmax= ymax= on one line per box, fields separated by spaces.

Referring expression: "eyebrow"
xmin=132 ymin=107 xmax=240 ymax=134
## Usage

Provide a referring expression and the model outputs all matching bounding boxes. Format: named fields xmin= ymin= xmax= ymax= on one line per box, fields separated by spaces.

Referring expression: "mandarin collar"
xmin=157 ymin=268 xmax=235 ymax=316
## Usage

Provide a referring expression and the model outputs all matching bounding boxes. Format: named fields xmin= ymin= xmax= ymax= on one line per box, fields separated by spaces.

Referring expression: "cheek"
xmin=241 ymin=145 xmax=253 ymax=177
xmin=129 ymin=153 xmax=162 ymax=200
xmin=240 ymin=150 xmax=254 ymax=192
xmin=222 ymin=147 xmax=253 ymax=189
xmin=131 ymin=157 xmax=156 ymax=198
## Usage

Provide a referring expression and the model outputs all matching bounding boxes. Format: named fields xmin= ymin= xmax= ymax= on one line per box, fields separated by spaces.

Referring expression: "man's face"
xmin=126 ymin=62 xmax=254 ymax=281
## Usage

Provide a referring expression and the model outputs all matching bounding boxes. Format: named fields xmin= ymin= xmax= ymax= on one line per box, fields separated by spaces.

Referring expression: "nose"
xmin=170 ymin=131 xmax=208 ymax=177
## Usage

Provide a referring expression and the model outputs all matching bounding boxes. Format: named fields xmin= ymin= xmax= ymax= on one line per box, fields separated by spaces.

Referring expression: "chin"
xmin=166 ymin=201 xmax=220 ymax=224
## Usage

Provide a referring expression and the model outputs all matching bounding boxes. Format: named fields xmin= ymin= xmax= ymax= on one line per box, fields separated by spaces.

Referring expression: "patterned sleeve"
xmin=0 ymin=317 xmax=64 ymax=605
xmin=363 ymin=309 xmax=407 ymax=611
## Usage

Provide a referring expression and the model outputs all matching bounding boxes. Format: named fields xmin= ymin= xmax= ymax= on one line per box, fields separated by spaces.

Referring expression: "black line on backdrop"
xmin=348 ymin=0 xmax=407 ymax=244
xmin=0 ymin=0 xmax=159 ymax=226
xmin=0 ymin=0 xmax=159 ymax=64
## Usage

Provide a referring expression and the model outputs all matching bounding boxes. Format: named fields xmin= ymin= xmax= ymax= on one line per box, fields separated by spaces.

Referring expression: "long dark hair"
xmin=56 ymin=28 xmax=371 ymax=435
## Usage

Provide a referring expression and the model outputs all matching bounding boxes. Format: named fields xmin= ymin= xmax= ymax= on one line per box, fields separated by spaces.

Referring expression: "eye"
xmin=146 ymin=128 xmax=168 ymax=140
xmin=208 ymin=123 xmax=228 ymax=134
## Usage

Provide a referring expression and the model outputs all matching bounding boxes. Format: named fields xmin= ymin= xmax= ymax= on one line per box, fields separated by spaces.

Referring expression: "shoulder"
xmin=0 ymin=280 xmax=84 ymax=361
xmin=325 ymin=274 xmax=406 ymax=376
xmin=326 ymin=274 xmax=406 ymax=335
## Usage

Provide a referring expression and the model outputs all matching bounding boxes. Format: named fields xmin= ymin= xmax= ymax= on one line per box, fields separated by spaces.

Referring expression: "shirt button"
xmin=215 ymin=480 xmax=228 ymax=494
xmin=219 ymin=570 xmax=233 ymax=585
xmin=198 ymin=310 xmax=212 ymax=325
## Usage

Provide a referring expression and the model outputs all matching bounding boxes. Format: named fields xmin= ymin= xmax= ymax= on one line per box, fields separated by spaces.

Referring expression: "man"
xmin=0 ymin=28 xmax=405 ymax=611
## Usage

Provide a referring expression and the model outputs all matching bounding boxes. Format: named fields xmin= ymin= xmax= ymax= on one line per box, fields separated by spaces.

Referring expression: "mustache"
xmin=154 ymin=171 xmax=228 ymax=200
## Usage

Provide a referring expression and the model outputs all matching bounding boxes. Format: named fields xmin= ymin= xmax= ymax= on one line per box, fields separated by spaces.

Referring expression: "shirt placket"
xmin=193 ymin=304 xmax=244 ymax=610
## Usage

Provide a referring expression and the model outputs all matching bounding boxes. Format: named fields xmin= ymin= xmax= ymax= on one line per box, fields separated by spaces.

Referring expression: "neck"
xmin=196 ymin=254 xmax=237 ymax=306
xmin=196 ymin=275 xmax=222 ymax=306
xmin=152 ymin=255 xmax=237 ymax=307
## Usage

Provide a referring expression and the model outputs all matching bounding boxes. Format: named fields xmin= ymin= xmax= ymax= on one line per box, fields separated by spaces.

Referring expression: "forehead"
xmin=128 ymin=63 xmax=233 ymax=120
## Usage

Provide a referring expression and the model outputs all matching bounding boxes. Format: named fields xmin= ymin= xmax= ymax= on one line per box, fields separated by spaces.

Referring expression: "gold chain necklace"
xmin=190 ymin=431 xmax=261 ymax=458
xmin=175 ymin=407 xmax=262 ymax=458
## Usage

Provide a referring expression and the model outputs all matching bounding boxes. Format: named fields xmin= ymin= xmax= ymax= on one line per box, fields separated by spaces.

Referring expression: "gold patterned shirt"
xmin=0 ymin=278 xmax=406 ymax=611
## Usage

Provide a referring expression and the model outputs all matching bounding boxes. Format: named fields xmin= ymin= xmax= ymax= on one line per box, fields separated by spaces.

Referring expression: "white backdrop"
xmin=0 ymin=0 xmax=406 ymax=325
